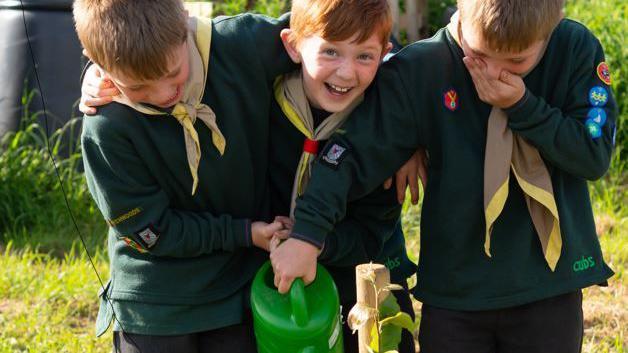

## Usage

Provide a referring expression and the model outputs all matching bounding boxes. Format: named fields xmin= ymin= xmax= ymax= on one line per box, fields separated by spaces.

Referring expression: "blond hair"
xmin=289 ymin=0 xmax=392 ymax=48
xmin=458 ymin=0 xmax=564 ymax=52
xmin=73 ymin=0 xmax=188 ymax=81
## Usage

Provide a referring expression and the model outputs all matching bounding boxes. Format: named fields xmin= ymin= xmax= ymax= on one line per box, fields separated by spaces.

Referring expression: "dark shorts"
xmin=113 ymin=318 xmax=257 ymax=353
xmin=342 ymin=287 xmax=416 ymax=353
xmin=418 ymin=291 xmax=583 ymax=353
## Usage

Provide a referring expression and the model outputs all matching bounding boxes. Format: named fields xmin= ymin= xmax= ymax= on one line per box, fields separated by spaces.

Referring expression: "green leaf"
xmin=369 ymin=321 xmax=380 ymax=352
xmin=379 ymin=312 xmax=415 ymax=333
xmin=379 ymin=293 xmax=401 ymax=318
xmin=379 ymin=319 xmax=402 ymax=352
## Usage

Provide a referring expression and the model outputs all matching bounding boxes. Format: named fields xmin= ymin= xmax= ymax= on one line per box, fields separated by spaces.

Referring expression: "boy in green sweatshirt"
xmin=267 ymin=0 xmax=419 ymax=351
xmin=73 ymin=0 xmax=295 ymax=351
xmin=272 ymin=0 xmax=617 ymax=352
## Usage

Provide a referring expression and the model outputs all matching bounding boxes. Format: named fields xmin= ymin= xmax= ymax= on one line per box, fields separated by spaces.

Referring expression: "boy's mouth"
xmin=325 ymin=82 xmax=353 ymax=95
xmin=161 ymin=85 xmax=182 ymax=107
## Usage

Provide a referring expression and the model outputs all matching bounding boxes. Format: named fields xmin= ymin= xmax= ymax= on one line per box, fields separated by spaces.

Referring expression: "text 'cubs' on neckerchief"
xmin=274 ymin=70 xmax=362 ymax=218
xmin=448 ymin=12 xmax=562 ymax=271
xmin=113 ymin=17 xmax=225 ymax=195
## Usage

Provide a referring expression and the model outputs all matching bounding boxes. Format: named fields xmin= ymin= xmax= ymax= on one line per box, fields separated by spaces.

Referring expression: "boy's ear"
xmin=380 ymin=41 xmax=394 ymax=60
xmin=280 ymin=28 xmax=301 ymax=64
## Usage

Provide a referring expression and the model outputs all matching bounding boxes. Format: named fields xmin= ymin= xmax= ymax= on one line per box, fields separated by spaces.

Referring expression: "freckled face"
xmin=109 ymin=42 xmax=190 ymax=108
xmin=297 ymin=33 xmax=387 ymax=113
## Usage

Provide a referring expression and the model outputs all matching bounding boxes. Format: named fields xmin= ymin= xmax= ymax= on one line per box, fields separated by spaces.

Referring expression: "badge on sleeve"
xmin=588 ymin=86 xmax=608 ymax=107
xmin=586 ymin=108 xmax=607 ymax=126
xmin=321 ymin=142 xmax=349 ymax=170
xmin=121 ymin=236 xmax=148 ymax=253
xmin=135 ymin=224 xmax=160 ymax=248
xmin=585 ymin=120 xmax=602 ymax=139
xmin=443 ymin=89 xmax=459 ymax=111
xmin=596 ymin=62 xmax=611 ymax=85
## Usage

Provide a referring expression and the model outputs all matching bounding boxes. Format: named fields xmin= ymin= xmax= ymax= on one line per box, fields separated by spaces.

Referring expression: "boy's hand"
xmin=251 ymin=221 xmax=284 ymax=252
xmin=79 ymin=64 xmax=120 ymax=115
xmin=463 ymin=57 xmax=526 ymax=109
xmin=272 ymin=216 xmax=294 ymax=240
xmin=270 ymin=238 xmax=318 ymax=294
xmin=383 ymin=148 xmax=428 ymax=204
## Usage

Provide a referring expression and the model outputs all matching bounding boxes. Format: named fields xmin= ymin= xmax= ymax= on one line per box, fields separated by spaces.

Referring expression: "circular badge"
xmin=585 ymin=119 xmax=602 ymax=139
xmin=443 ymin=89 xmax=459 ymax=111
xmin=596 ymin=62 xmax=611 ymax=85
xmin=586 ymin=108 xmax=607 ymax=126
xmin=588 ymin=86 xmax=608 ymax=107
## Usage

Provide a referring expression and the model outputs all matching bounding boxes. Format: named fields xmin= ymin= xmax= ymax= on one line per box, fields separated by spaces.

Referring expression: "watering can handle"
xmin=290 ymin=278 xmax=309 ymax=327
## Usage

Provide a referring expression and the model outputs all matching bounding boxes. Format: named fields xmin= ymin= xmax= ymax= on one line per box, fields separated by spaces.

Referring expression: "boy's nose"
xmin=336 ymin=60 xmax=357 ymax=81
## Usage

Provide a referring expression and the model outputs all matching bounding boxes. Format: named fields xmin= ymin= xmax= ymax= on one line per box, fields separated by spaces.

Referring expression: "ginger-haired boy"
xmin=273 ymin=0 xmax=617 ymax=351
xmin=268 ymin=0 xmax=420 ymax=351
xmin=73 ymin=0 xmax=295 ymax=351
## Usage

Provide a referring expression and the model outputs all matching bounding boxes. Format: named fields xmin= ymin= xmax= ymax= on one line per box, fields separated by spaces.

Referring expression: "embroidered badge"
xmin=121 ymin=236 xmax=148 ymax=253
xmin=135 ymin=225 xmax=159 ymax=248
xmin=587 ymin=108 xmax=607 ymax=126
xmin=106 ymin=207 xmax=142 ymax=227
xmin=585 ymin=119 xmax=602 ymax=139
xmin=320 ymin=142 xmax=349 ymax=169
xmin=596 ymin=62 xmax=611 ymax=85
xmin=588 ymin=86 xmax=608 ymax=107
xmin=443 ymin=89 xmax=459 ymax=111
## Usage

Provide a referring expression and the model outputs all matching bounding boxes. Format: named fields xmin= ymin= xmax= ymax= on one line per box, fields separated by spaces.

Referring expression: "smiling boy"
xmin=267 ymin=0 xmax=417 ymax=351
xmin=272 ymin=0 xmax=617 ymax=351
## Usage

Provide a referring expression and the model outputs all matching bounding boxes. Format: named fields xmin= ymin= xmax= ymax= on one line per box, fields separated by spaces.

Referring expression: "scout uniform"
xmin=269 ymin=70 xmax=416 ymax=353
xmin=290 ymin=18 xmax=616 ymax=312
xmin=82 ymin=13 xmax=295 ymax=336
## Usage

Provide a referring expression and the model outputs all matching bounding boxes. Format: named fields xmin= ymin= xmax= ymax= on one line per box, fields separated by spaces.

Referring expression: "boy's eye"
xmin=358 ymin=53 xmax=374 ymax=61
xmin=510 ymin=58 xmax=525 ymax=64
xmin=323 ymin=48 xmax=338 ymax=56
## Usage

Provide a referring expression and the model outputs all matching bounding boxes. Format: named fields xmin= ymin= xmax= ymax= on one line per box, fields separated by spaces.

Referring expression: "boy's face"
xmin=107 ymin=42 xmax=190 ymax=108
xmin=282 ymin=30 xmax=391 ymax=113
xmin=460 ymin=21 xmax=545 ymax=79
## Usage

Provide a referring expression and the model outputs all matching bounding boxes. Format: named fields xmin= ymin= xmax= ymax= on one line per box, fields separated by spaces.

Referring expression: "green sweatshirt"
xmin=82 ymin=13 xmax=296 ymax=335
xmin=268 ymin=93 xmax=415 ymax=301
xmin=291 ymin=19 xmax=616 ymax=311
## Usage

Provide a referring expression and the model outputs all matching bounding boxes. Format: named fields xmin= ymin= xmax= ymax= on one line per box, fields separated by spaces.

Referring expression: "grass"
xmin=0 ymin=0 xmax=625 ymax=352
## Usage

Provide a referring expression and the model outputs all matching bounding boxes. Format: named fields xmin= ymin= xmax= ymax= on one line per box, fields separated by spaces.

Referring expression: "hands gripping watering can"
xmin=251 ymin=261 xmax=344 ymax=353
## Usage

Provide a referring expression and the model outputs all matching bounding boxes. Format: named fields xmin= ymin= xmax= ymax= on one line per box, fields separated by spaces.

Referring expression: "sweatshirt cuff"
xmin=504 ymin=89 xmax=539 ymax=125
xmin=234 ymin=219 xmax=253 ymax=248
xmin=290 ymin=222 xmax=327 ymax=249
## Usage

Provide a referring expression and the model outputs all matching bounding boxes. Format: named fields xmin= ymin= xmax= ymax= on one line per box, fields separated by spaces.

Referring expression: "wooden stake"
xmin=355 ymin=263 xmax=391 ymax=353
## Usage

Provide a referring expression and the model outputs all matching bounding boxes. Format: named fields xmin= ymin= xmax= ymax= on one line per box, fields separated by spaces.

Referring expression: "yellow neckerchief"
xmin=448 ymin=12 xmax=562 ymax=271
xmin=274 ymin=70 xmax=363 ymax=217
xmin=113 ymin=16 xmax=225 ymax=195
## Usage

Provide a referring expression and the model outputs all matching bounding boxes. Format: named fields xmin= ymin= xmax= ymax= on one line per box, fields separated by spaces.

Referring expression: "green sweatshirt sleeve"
xmin=291 ymin=57 xmax=423 ymax=247
xmin=506 ymin=35 xmax=617 ymax=180
xmin=82 ymin=137 xmax=252 ymax=257
xmin=213 ymin=13 xmax=296 ymax=82
xmin=318 ymin=187 xmax=401 ymax=267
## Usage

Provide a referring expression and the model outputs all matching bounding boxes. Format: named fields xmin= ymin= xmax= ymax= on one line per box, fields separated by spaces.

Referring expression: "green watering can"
xmin=251 ymin=261 xmax=344 ymax=353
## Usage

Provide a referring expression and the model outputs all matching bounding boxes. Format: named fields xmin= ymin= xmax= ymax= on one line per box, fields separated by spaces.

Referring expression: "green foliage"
xmin=566 ymin=0 xmax=628 ymax=165
xmin=0 ymin=242 xmax=109 ymax=353
xmin=0 ymin=89 xmax=106 ymax=253
xmin=212 ymin=0 xmax=288 ymax=17
xmin=427 ymin=0 xmax=457 ymax=35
